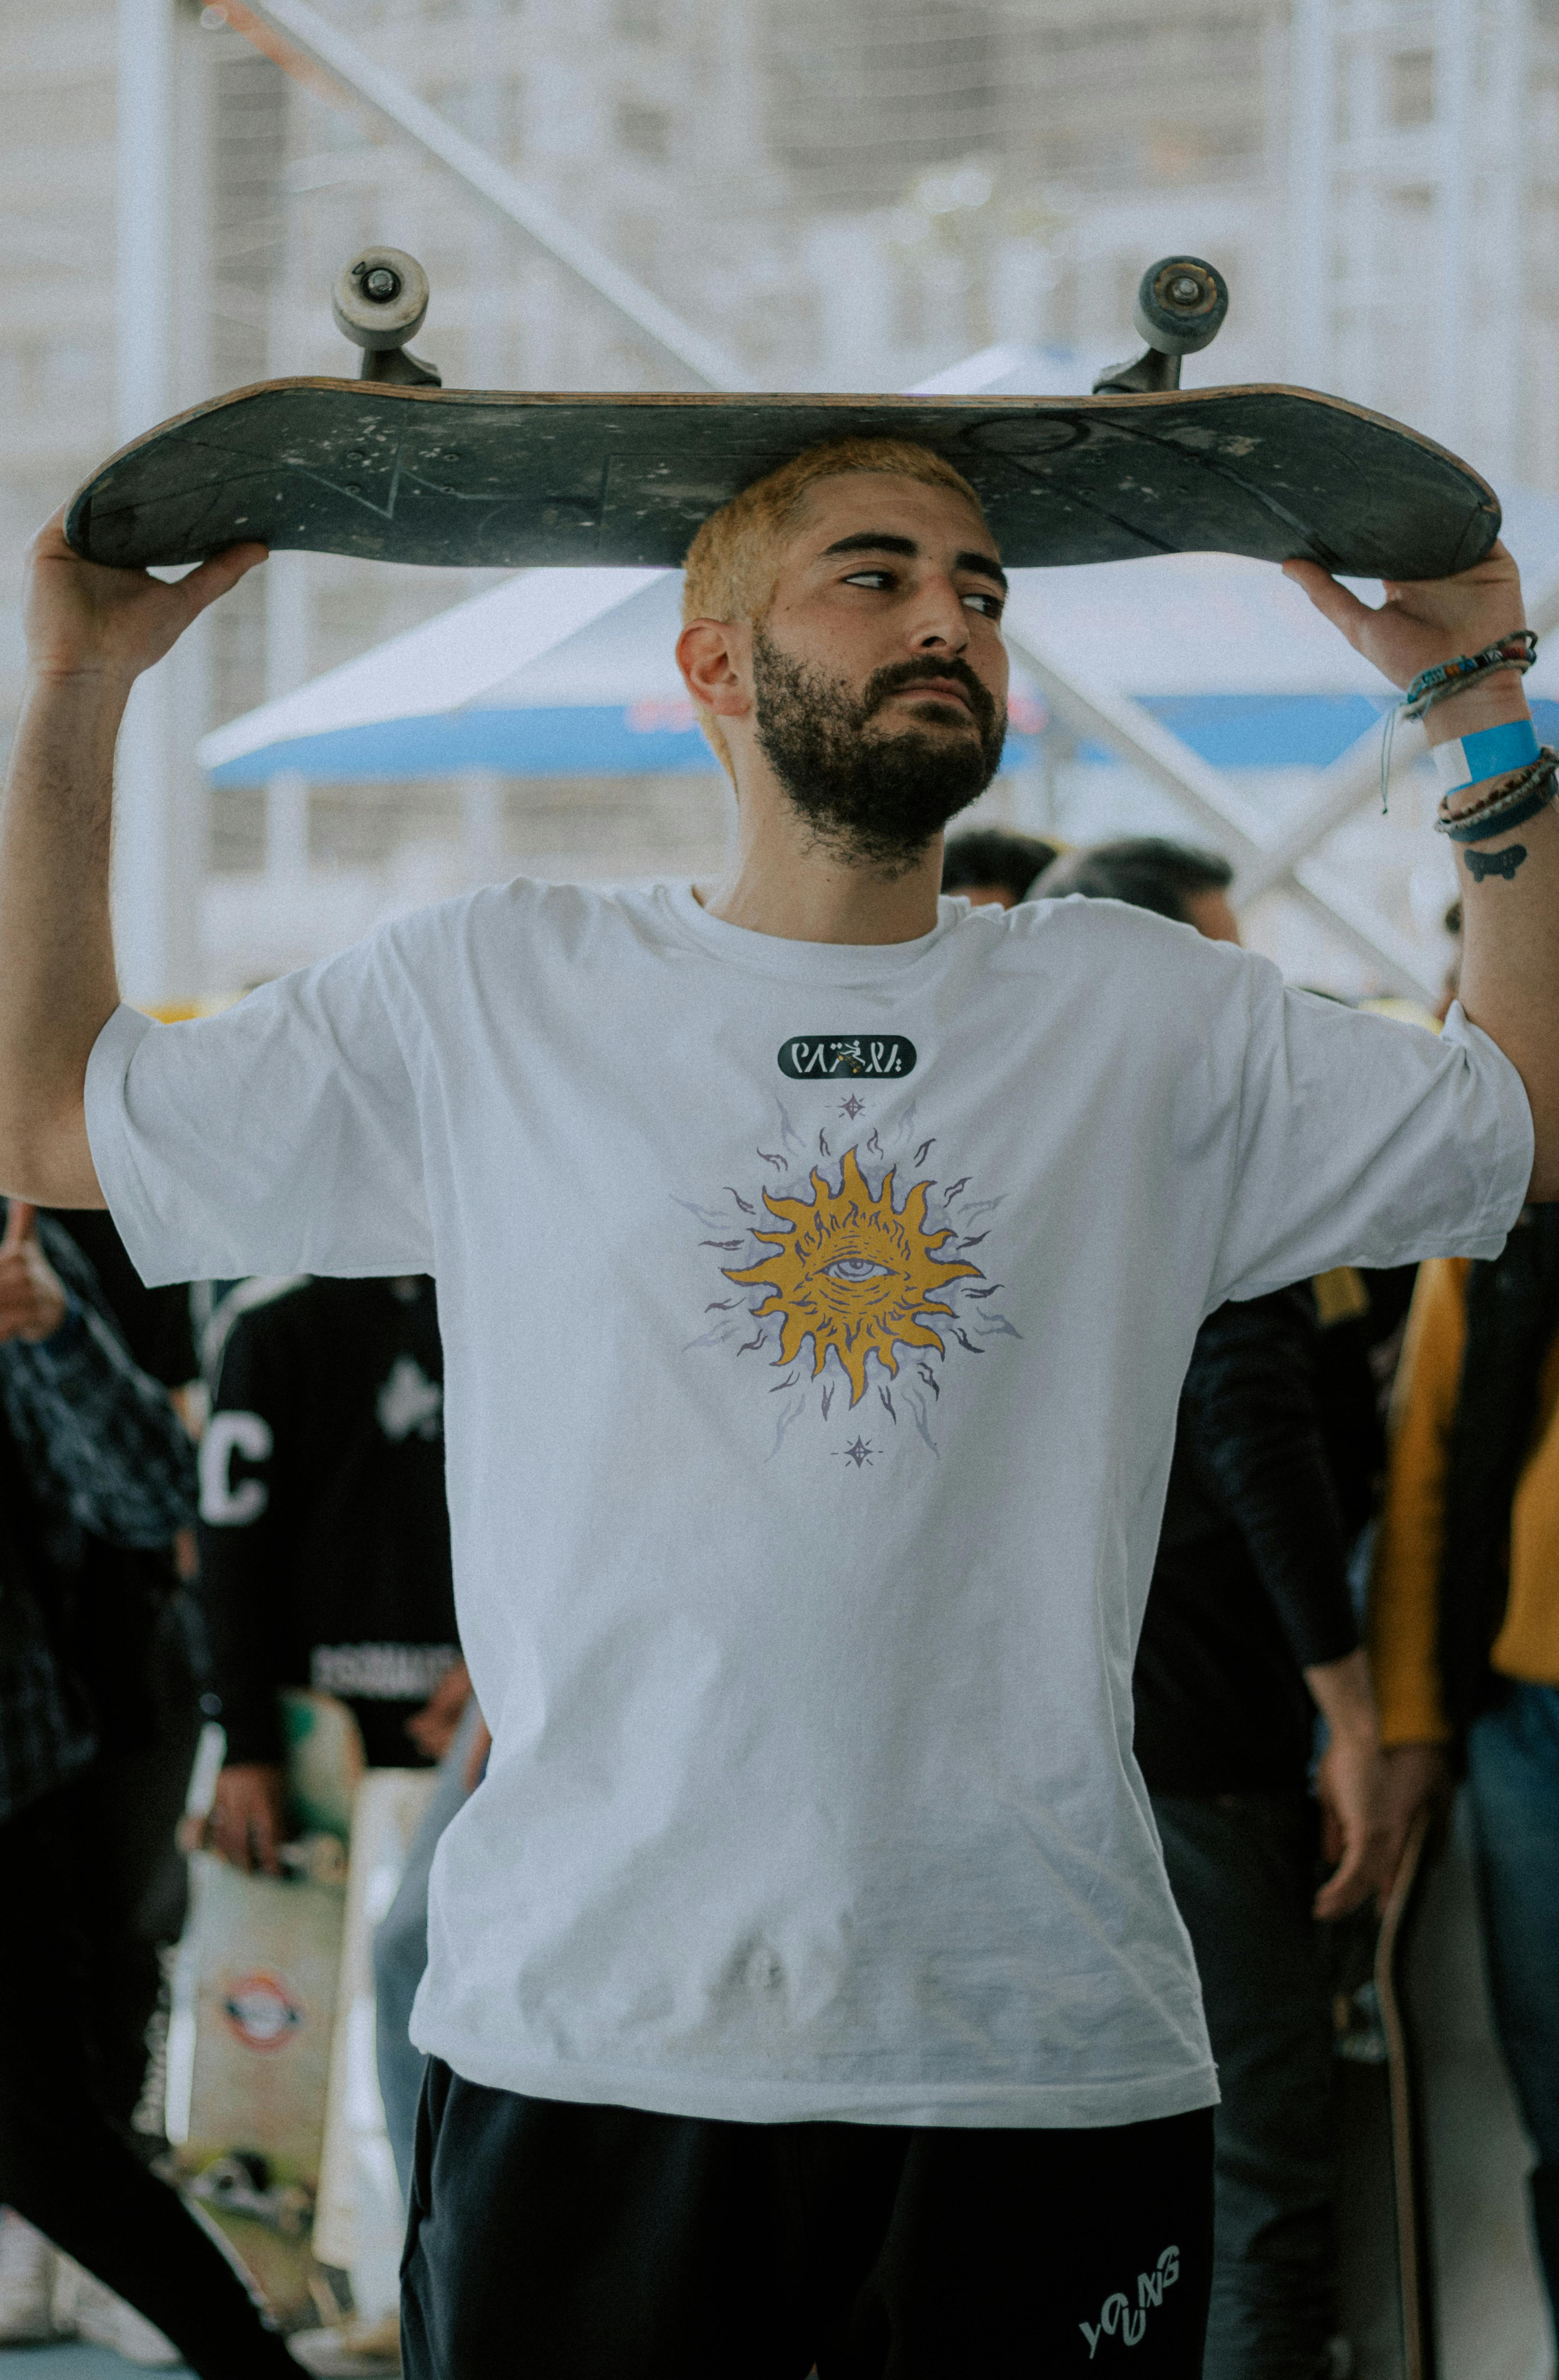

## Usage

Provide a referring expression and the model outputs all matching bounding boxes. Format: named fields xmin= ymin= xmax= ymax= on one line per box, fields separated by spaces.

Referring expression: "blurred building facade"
xmin=0 ymin=0 xmax=1551 ymax=994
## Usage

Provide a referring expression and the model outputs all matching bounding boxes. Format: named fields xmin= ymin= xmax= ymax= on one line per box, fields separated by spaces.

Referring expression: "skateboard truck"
xmin=1092 ymin=256 xmax=1228 ymax=395
xmin=331 ymin=246 xmax=443 ymax=388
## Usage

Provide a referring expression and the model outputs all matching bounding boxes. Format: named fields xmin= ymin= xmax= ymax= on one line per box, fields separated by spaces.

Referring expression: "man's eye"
xmin=842 ymin=570 xmax=895 ymax=589
xmin=964 ymin=591 xmax=1004 ymax=617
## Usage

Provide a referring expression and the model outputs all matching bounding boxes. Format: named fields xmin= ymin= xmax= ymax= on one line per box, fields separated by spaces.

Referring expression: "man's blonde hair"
xmin=680 ymin=437 xmax=988 ymax=776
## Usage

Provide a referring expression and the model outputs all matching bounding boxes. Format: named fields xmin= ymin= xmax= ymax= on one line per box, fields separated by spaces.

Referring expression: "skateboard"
xmin=1375 ymin=1808 xmax=1439 ymax=2380
xmin=65 ymin=252 xmax=1498 ymax=583
xmin=167 ymin=1690 xmax=364 ymax=2330
xmin=1333 ymin=1807 xmax=1439 ymax=2380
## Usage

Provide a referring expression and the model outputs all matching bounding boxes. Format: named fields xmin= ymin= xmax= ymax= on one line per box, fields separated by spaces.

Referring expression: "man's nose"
xmin=907 ymin=573 xmax=970 ymax=652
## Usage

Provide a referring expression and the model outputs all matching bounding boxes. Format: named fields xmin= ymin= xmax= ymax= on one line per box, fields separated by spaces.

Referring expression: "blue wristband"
xmin=1432 ymin=716 xmax=1540 ymax=794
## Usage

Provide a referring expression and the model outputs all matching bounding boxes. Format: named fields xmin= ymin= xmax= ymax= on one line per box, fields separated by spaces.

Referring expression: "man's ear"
xmin=676 ymin=618 xmax=752 ymax=723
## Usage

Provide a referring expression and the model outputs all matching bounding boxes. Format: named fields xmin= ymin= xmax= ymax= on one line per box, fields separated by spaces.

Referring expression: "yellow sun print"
xmin=723 ymin=1146 xmax=982 ymax=1407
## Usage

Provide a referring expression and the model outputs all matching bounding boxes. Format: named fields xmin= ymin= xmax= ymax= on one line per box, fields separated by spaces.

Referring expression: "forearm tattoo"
xmin=1464 ymin=843 xmax=1528 ymax=883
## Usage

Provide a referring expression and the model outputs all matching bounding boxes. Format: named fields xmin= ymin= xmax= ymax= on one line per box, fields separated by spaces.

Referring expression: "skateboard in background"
xmin=168 ymin=1689 xmax=364 ymax=2331
xmin=1333 ymin=1807 xmax=1439 ymax=2380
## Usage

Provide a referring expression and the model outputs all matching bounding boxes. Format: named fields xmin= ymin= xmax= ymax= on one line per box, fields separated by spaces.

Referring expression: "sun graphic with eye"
xmin=723 ymin=1146 xmax=982 ymax=1407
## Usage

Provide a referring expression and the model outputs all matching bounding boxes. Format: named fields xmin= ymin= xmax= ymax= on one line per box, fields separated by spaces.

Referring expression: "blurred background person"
xmin=941 ymin=825 xmax=1058 ymax=909
xmin=0 ymin=1199 xmax=294 ymax=2376
xmin=196 ymin=1269 xmax=468 ymax=2202
xmin=197 ymin=1273 xmax=460 ymax=1875
xmin=373 ymin=1692 xmax=491 ymax=2203
xmin=1036 ymin=838 xmax=1392 ymax=2380
xmin=1370 ymin=1207 xmax=1559 ymax=2336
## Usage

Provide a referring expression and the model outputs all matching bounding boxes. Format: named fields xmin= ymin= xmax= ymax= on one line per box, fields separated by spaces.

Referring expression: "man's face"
xmin=746 ymin=473 xmax=1011 ymax=869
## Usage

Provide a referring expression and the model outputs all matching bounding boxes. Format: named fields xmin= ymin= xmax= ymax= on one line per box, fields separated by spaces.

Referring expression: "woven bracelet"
xmin=1404 ymin=631 xmax=1538 ymax=720
xmin=1380 ymin=630 xmax=1539 ymax=810
xmin=1435 ymin=749 xmax=1559 ymax=842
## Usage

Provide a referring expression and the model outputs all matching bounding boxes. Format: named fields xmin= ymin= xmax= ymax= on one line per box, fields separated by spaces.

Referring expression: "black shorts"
xmin=401 ymin=2061 xmax=1213 ymax=2378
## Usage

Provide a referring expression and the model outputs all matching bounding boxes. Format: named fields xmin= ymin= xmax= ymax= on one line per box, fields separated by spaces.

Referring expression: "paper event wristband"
xmin=1432 ymin=717 xmax=1540 ymax=794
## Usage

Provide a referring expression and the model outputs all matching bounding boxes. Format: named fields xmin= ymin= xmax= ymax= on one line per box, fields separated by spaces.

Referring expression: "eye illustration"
xmin=723 ymin=1149 xmax=981 ymax=1407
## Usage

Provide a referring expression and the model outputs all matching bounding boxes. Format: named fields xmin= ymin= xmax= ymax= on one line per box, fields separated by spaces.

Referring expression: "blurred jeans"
xmin=1153 ymin=1791 xmax=1335 ymax=2380
xmin=374 ymin=1697 xmax=487 ymax=2203
xmin=1465 ymin=1681 xmax=1559 ymax=2324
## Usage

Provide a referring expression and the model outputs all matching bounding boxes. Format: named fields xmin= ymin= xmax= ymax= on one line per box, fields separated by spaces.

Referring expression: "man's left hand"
xmin=0 ymin=1202 xmax=69 ymax=1344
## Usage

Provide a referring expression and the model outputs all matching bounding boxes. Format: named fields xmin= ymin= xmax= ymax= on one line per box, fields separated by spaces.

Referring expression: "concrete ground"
xmin=0 ymin=2353 xmax=189 ymax=2378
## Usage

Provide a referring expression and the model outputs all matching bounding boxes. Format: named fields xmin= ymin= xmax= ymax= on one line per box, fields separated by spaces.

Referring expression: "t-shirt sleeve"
xmin=1209 ymin=977 xmax=1532 ymax=1308
xmin=85 ymin=932 xmax=432 ymax=1289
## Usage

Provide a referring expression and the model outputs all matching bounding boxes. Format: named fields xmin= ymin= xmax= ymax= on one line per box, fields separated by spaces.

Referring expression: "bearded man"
xmin=2 ymin=436 xmax=1553 ymax=2379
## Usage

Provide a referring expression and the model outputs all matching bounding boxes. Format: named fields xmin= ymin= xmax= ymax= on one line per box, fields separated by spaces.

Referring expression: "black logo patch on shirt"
xmin=777 ymin=1036 xmax=917 ymax=1080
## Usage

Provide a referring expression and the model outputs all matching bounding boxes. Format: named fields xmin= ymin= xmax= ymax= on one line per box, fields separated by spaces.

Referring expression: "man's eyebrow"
xmin=820 ymin=532 xmax=919 ymax=560
xmin=956 ymin=547 xmax=1009 ymax=592
xmin=817 ymin=530 xmax=1008 ymax=592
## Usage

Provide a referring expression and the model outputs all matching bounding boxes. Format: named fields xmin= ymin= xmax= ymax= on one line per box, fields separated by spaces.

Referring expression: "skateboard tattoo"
xmin=65 ymin=255 xmax=1499 ymax=582
xmin=1463 ymin=842 xmax=1528 ymax=882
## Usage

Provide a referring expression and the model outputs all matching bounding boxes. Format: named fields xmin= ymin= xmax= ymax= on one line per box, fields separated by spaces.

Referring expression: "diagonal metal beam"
xmin=228 ymin=0 xmax=751 ymax=391
xmin=1233 ymin=730 xmax=1402 ymax=902
xmin=1002 ymin=608 xmax=1440 ymax=998
xmin=1288 ymin=861 xmax=1440 ymax=999
xmin=1001 ymin=610 xmax=1268 ymax=866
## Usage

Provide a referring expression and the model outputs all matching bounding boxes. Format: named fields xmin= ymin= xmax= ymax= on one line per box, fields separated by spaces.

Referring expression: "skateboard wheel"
xmin=331 ymin=248 xmax=430 ymax=351
xmin=1133 ymin=257 xmax=1227 ymax=356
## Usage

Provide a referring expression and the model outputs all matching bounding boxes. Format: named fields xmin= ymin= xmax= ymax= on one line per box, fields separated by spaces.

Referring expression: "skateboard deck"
xmin=1375 ymin=1809 xmax=1438 ymax=2380
xmin=1333 ymin=1808 xmax=1439 ymax=2380
xmin=167 ymin=1691 xmax=365 ymax=2330
xmin=64 ymin=379 xmax=1500 ymax=583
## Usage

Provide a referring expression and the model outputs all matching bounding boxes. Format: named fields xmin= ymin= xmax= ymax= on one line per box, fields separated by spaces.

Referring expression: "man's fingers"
xmin=463 ymin=1718 xmax=493 ymax=1797
xmin=2 ymin=1201 xmax=38 ymax=1248
xmin=209 ymin=1802 xmax=254 ymax=1872
xmin=1282 ymin=560 xmax=1381 ymax=646
xmin=171 ymin=543 xmax=269 ymax=625
xmin=1316 ymin=1819 xmax=1394 ymax=1921
xmin=1314 ymin=1834 xmax=1371 ymax=1919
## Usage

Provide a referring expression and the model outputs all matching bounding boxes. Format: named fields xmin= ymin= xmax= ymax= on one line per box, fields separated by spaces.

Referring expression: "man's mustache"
xmin=861 ymin=658 xmax=1001 ymax=735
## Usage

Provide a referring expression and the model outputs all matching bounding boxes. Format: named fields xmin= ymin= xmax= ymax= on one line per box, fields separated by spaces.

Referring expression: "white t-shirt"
xmin=86 ymin=883 xmax=1532 ymax=2129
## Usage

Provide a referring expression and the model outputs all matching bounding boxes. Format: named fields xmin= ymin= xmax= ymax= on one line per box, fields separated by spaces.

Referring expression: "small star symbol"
xmin=838 ymin=1093 xmax=866 ymax=1120
xmin=841 ymin=1436 xmax=874 ymax=1468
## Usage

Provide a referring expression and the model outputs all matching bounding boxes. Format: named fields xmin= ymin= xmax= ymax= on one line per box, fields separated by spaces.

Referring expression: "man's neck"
xmin=696 ymin=769 xmax=947 ymax=946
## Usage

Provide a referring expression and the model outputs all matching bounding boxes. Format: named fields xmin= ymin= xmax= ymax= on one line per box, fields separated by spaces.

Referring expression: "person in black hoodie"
xmin=196 ymin=1275 xmax=462 ymax=1872
xmin=1037 ymin=842 xmax=1394 ymax=2380
xmin=0 ymin=1200 xmax=295 ymax=2377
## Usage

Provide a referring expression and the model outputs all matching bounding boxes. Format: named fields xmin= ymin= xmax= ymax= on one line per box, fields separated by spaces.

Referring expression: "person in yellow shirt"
xmin=1370 ymin=1206 xmax=1559 ymax=2328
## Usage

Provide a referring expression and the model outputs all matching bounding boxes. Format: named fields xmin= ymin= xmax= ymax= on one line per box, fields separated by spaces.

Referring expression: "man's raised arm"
xmin=1288 ymin=543 xmax=1559 ymax=1199
xmin=0 ymin=512 xmax=265 ymax=1207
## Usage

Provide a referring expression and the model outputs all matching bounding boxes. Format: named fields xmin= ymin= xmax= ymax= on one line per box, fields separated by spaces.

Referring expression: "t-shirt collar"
xmin=657 ymin=881 xmax=963 ymax=985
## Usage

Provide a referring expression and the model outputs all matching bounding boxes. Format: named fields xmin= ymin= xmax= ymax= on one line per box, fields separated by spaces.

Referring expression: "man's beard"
xmin=751 ymin=628 xmax=1007 ymax=871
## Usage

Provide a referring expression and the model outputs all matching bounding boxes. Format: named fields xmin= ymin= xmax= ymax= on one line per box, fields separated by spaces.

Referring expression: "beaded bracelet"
xmin=1380 ymin=630 xmax=1539 ymax=810
xmin=1434 ymin=746 xmax=1559 ymax=843
xmin=1403 ymin=630 xmax=1537 ymax=720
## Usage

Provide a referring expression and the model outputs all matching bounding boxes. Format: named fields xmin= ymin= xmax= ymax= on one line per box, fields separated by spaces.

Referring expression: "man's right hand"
xmin=22 ymin=509 xmax=267 ymax=689
xmin=207 ymin=1762 xmax=289 ymax=1876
